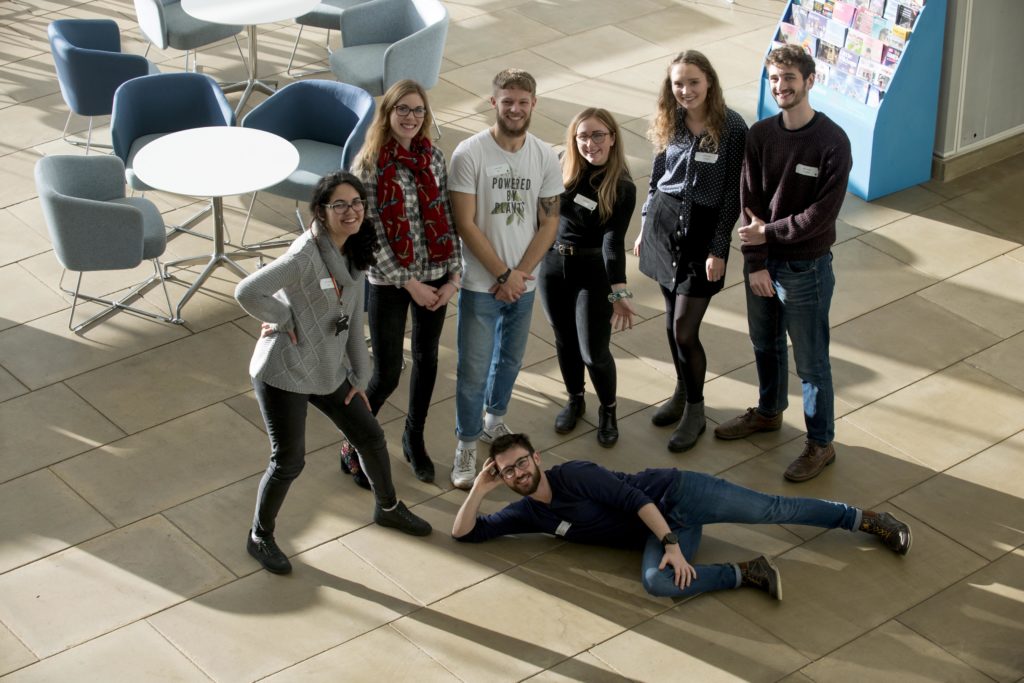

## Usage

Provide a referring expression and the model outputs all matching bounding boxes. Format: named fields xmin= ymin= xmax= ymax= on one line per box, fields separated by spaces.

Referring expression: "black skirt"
xmin=639 ymin=191 xmax=725 ymax=298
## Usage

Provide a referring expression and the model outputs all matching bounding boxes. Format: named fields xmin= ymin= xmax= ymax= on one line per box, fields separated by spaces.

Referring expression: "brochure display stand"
xmin=757 ymin=0 xmax=946 ymax=200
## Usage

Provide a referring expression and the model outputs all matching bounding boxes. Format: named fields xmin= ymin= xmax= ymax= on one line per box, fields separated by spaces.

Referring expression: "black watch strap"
xmin=496 ymin=268 xmax=512 ymax=285
xmin=661 ymin=532 xmax=679 ymax=546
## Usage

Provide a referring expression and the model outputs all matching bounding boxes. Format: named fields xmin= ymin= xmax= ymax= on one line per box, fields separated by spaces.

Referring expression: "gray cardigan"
xmin=235 ymin=229 xmax=369 ymax=395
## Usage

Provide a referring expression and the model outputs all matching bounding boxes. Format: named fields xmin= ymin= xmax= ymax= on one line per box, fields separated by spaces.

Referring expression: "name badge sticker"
xmin=694 ymin=151 xmax=719 ymax=163
xmin=795 ymin=163 xmax=819 ymax=178
xmin=319 ymin=277 xmax=334 ymax=290
xmin=555 ymin=520 xmax=572 ymax=537
xmin=573 ymin=194 xmax=598 ymax=211
xmin=486 ymin=163 xmax=510 ymax=177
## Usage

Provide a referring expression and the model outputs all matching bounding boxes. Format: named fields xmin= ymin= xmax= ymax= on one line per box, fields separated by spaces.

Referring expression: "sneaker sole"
xmin=450 ymin=475 xmax=474 ymax=490
xmin=783 ymin=452 xmax=836 ymax=482
xmin=765 ymin=557 xmax=782 ymax=601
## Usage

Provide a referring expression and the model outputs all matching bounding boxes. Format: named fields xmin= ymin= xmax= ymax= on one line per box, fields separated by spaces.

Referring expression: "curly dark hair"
xmin=489 ymin=432 xmax=536 ymax=461
xmin=309 ymin=171 xmax=378 ymax=271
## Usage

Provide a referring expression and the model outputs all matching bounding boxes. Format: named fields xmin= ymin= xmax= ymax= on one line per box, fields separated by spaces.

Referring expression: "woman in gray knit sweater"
xmin=235 ymin=171 xmax=431 ymax=575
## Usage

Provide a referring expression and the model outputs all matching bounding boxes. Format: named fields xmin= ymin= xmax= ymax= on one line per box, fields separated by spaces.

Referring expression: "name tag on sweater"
xmin=796 ymin=164 xmax=819 ymax=177
xmin=555 ymin=520 xmax=572 ymax=537
xmin=694 ymin=151 xmax=719 ymax=163
xmin=574 ymin=194 xmax=597 ymax=211
xmin=486 ymin=163 xmax=510 ymax=177
xmin=320 ymin=277 xmax=334 ymax=290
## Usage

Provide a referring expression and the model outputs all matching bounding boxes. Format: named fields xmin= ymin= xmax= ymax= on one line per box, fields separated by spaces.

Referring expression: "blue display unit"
xmin=757 ymin=0 xmax=946 ymax=200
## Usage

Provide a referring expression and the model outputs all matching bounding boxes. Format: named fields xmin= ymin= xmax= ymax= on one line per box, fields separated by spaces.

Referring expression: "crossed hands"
xmin=489 ymin=269 xmax=533 ymax=303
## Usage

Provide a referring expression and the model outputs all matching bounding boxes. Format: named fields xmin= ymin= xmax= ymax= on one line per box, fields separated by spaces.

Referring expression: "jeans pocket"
xmin=782 ymin=258 xmax=817 ymax=274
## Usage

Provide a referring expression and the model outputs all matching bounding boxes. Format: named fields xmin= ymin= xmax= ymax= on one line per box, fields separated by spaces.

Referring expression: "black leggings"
xmin=538 ymin=250 xmax=616 ymax=406
xmin=661 ymin=285 xmax=711 ymax=403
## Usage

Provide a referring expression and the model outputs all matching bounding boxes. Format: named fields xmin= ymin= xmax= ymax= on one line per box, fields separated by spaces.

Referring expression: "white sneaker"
xmin=479 ymin=422 xmax=512 ymax=444
xmin=450 ymin=445 xmax=477 ymax=490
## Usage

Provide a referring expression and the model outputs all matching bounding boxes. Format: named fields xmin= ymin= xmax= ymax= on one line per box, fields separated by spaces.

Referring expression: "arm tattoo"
xmin=539 ymin=195 xmax=558 ymax=219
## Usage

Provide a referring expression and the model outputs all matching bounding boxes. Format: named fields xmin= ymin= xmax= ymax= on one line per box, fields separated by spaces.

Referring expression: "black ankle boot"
xmin=652 ymin=380 xmax=687 ymax=427
xmin=555 ymin=394 xmax=585 ymax=434
xmin=402 ymin=428 xmax=435 ymax=483
xmin=597 ymin=404 xmax=618 ymax=447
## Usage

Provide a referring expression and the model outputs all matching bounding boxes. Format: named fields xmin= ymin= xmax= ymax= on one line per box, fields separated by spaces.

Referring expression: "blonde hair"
xmin=563 ymin=108 xmax=631 ymax=223
xmin=353 ymin=79 xmax=435 ymax=174
xmin=647 ymin=50 xmax=727 ymax=154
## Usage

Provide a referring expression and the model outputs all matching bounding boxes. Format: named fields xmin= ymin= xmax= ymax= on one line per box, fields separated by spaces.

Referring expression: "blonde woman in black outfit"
xmin=538 ymin=108 xmax=636 ymax=447
xmin=635 ymin=50 xmax=748 ymax=452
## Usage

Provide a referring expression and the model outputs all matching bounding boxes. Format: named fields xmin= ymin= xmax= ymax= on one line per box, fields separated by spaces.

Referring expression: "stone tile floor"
xmin=1 ymin=0 xmax=1022 ymax=680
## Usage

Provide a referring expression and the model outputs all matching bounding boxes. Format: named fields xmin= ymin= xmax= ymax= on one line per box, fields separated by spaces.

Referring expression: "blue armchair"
xmin=48 ymin=18 xmax=157 ymax=153
xmin=35 ymin=155 xmax=179 ymax=332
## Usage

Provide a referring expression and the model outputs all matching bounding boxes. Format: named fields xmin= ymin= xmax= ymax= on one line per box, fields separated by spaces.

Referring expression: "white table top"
xmin=133 ymin=127 xmax=299 ymax=199
xmin=182 ymin=0 xmax=321 ymax=26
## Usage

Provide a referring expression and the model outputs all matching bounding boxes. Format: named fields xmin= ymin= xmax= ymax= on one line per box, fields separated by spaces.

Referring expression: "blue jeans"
xmin=455 ymin=289 xmax=536 ymax=441
xmin=641 ymin=471 xmax=861 ymax=598
xmin=744 ymin=253 xmax=835 ymax=444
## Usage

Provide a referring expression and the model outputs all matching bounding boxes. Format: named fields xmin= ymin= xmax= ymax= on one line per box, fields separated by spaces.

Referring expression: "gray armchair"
xmin=34 ymin=155 xmax=180 ymax=332
xmin=286 ymin=0 xmax=370 ymax=77
xmin=133 ymin=0 xmax=246 ymax=73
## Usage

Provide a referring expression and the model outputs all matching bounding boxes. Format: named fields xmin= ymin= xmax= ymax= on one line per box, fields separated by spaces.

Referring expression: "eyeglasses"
xmin=322 ymin=198 xmax=365 ymax=214
xmin=393 ymin=104 xmax=427 ymax=119
xmin=575 ymin=131 xmax=611 ymax=144
xmin=496 ymin=454 xmax=533 ymax=480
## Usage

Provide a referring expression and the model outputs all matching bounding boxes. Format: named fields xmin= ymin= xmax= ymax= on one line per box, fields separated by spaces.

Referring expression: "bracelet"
xmin=607 ymin=289 xmax=633 ymax=303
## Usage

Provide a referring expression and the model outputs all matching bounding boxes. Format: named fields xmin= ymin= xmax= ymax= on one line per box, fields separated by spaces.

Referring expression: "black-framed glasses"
xmin=575 ymin=131 xmax=611 ymax=144
xmin=393 ymin=104 xmax=427 ymax=119
xmin=497 ymin=454 xmax=532 ymax=480
xmin=323 ymin=198 xmax=365 ymax=215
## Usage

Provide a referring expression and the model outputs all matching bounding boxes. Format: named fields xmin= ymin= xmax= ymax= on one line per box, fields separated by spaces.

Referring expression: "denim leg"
xmin=640 ymin=531 xmax=740 ymax=599
xmin=669 ymin=471 xmax=860 ymax=530
xmin=744 ymin=262 xmax=788 ymax=416
xmin=774 ymin=254 xmax=836 ymax=444
xmin=366 ymin=283 xmax=410 ymax=416
xmin=456 ymin=290 xmax=501 ymax=440
xmin=485 ymin=290 xmax=535 ymax=417
xmin=406 ymin=276 xmax=448 ymax=432
xmin=252 ymin=379 xmax=309 ymax=537
xmin=310 ymin=380 xmax=397 ymax=508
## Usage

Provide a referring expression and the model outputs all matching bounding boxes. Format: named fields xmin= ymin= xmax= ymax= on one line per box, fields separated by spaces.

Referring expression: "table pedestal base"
xmin=221 ymin=24 xmax=278 ymax=115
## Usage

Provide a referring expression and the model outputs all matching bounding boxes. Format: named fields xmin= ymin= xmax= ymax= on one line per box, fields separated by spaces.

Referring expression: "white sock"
xmin=381 ymin=502 xmax=398 ymax=512
xmin=483 ymin=412 xmax=504 ymax=430
xmin=457 ymin=439 xmax=477 ymax=452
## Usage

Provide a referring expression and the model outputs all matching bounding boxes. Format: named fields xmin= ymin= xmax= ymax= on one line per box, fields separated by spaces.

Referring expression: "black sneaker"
xmin=374 ymin=501 xmax=431 ymax=536
xmin=740 ymin=555 xmax=782 ymax=600
xmin=861 ymin=511 xmax=912 ymax=555
xmin=246 ymin=533 xmax=292 ymax=574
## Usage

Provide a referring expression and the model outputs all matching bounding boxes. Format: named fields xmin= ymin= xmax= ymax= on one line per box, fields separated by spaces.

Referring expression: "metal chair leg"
xmin=286 ymin=25 xmax=333 ymax=77
xmin=237 ymin=193 xmax=302 ymax=249
xmin=61 ymin=264 xmax=183 ymax=333
xmin=60 ymin=111 xmax=114 ymax=152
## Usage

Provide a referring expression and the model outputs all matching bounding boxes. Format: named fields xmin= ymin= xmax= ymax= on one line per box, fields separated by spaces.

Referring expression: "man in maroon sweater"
xmin=715 ymin=45 xmax=852 ymax=482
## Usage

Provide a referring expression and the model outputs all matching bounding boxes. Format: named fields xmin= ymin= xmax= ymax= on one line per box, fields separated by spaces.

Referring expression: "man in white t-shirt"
xmin=447 ymin=68 xmax=563 ymax=489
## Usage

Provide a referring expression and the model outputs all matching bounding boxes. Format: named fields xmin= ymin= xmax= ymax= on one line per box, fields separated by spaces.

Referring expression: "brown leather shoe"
xmin=784 ymin=441 xmax=836 ymax=482
xmin=714 ymin=407 xmax=783 ymax=440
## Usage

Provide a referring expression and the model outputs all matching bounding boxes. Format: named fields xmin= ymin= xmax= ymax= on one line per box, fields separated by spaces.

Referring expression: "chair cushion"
xmin=163 ymin=2 xmax=242 ymax=51
xmin=110 ymin=196 xmax=167 ymax=259
xmin=296 ymin=0 xmax=363 ymax=29
xmin=124 ymin=133 xmax=165 ymax=192
xmin=328 ymin=43 xmax=387 ymax=95
xmin=264 ymin=139 xmax=343 ymax=202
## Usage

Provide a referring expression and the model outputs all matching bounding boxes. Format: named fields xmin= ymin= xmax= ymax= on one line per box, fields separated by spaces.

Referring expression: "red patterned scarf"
xmin=375 ymin=137 xmax=453 ymax=268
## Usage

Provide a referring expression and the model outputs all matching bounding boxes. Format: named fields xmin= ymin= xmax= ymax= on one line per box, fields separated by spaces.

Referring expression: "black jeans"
xmin=538 ymin=250 xmax=617 ymax=406
xmin=251 ymin=378 xmax=396 ymax=538
xmin=366 ymin=276 xmax=448 ymax=432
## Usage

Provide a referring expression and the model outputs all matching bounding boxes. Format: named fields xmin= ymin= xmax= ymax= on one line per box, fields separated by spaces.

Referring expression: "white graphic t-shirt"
xmin=448 ymin=129 xmax=563 ymax=293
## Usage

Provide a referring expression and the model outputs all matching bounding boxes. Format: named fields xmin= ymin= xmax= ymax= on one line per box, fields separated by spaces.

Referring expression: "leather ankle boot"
xmin=652 ymin=380 xmax=687 ymax=426
xmin=597 ymin=404 xmax=618 ymax=447
xmin=402 ymin=428 xmax=435 ymax=483
xmin=739 ymin=556 xmax=782 ymax=600
xmin=555 ymin=394 xmax=585 ymax=434
xmin=668 ymin=400 xmax=705 ymax=452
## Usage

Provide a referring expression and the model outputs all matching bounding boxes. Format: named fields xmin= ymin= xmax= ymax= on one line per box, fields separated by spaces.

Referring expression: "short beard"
xmin=496 ymin=111 xmax=531 ymax=138
xmin=509 ymin=468 xmax=540 ymax=496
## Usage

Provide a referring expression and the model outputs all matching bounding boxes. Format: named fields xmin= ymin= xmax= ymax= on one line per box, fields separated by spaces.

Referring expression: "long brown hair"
xmin=562 ymin=108 xmax=631 ymax=223
xmin=353 ymin=79 xmax=435 ymax=174
xmin=647 ymin=50 xmax=727 ymax=154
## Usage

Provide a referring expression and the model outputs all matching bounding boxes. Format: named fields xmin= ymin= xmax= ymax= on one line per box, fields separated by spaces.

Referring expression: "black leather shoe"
xmin=597 ymin=404 xmax=618 ymax=447
xmin=374 ymin=501 xmax=432 ymax=536
xmin=555 ymin=394 xmax=585 ymax=434
xmin=246 ymin=533 xmax=292 ymax=574
xmin=402 ymin=429 xmax=435 ymax=483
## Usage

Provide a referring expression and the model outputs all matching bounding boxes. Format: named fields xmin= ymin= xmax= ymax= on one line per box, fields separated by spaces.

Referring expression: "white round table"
xmin=182 ymin=0 xmax=321 ymax=114
xmin=133 ymin=126 xmax=299 ymax=318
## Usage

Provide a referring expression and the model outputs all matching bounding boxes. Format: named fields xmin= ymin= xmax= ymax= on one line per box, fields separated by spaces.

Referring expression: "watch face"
xmin=662 ymin=532 xmax=679 ymax=545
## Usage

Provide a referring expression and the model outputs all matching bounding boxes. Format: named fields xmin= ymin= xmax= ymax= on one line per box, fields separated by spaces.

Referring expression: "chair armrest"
xmin=382 ymin=17 xmax=447 ymax=91
xmin=339 ymin=0 xmax=409 ymax=46
xmin=42 ymin=193 xmax=145 ymax=271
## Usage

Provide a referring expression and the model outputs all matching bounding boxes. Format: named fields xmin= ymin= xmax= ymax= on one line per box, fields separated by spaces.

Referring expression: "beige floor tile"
xmin=18 ymin=246 xmax=159 ymax=307
xmin=2 ymin=621 xmax=210 ymax=682
xmin=0 ymin=149 xmax=43 ymax=210
xmin=0 ymin=515 xmax=233 ymax=658
xmin=918 ymin=255 xmax=1024 ymax=338
xmin=942 ymin=177 xmax=1024 ymax=240
xmin=591 ymin=597 xmax=810 ymax=682
xmin=531 ymin=25 xmax=671 ymax=79
xmin=223 ymin=388 xmax=346 ymax=455
xmin=53 ymin=403 xmax=268 ymax=527
xmin=620 ymin=3 xmax=779 ymax=50
xmin=542 ymin=70 xmax=662 ymax=128
xmin=898 ymin=549 xmax=1024 ymax=683
xmin=0 ymin=363 xmax=27 ymax=402
xmin=0 ymin=382 xmax=124 ymax=484
xmin=838 ymin=184 xmax=946 ymax=232
xmin=0 ymin=469 xmax=111 ymax=574
xmin=831 ymin=294 xmax=1000 ymax=409
xmin=530 ymin=651 xmax=632 ymax=682
xmin=830 ymin=239 xmax=936 ymax=326
xmin=694 ymin=36 xmax=771 ymax=92
xmin=443 ymin=10 xmax=566 ymax=66
xmin=967 ymin=332 xmax=1024 ymax=393
xmin=893 ymin=431 xmax=1024 ymax=561
xmin=0 ymin=621 xmax=35 ymax=677
xmin=443 ymin=49 xmax=587 ymax=97
xmin=0 ymin=263 xmax=67 ymax=332
xmin=0 ymin=57 xmax=60 ymax=108
xmin=845 ymin=362 xmax=1024 ymax=471
xmin=264 ymin=625 xmax=460 ymax=682
xmin=0 ymin=26 xmax=47 ymax=66
xmin=800 ymin=619 xmax=992 ymax=683
xmin=860 ymin=205 xmax=1017 ymax=279
xmin=65 ymin=323 xmax=254 ymax=433
xmin=0 ymin=208 xmax=49 ymax=266
xmin=6 ymin=196 xmax=49 ymax=241
xmin=718 ymin=506 xmax=987 ymax=660
xmin=391 ymin=570 xmax=643 ymax=682
xmin=148 ymin=540 xmax=420 ymax=683
xmin=518 ymin=0 xmax=664 ymax=35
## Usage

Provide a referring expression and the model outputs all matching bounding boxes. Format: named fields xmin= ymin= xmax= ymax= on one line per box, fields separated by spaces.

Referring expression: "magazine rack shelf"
xmin=757 ymin=0 xmax=946 ymax=200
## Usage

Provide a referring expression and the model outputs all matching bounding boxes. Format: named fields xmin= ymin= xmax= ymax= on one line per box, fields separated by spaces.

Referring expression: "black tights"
xmin=661 ymin=286 xmax=711 ymax=403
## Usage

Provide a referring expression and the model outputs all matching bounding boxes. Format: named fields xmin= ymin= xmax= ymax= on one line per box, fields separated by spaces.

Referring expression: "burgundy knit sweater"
xmin=740 ymin=112 xmax=852 ymax=271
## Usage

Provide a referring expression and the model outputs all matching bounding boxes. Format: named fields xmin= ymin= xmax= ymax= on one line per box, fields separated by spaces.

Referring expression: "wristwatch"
xmin=496 ymin=268 xmax=512 ymax=285
xmin=661 ymin=532 xmax=679 ymax=546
